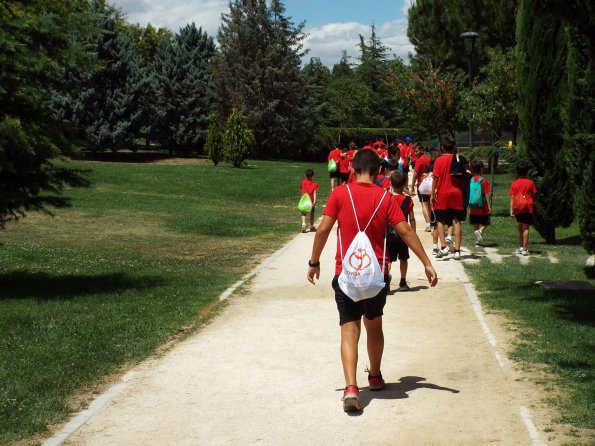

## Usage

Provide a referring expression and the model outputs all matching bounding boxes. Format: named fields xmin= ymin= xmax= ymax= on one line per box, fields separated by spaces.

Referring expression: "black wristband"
xmin=308 ymin=260 xmax=320 ymax=268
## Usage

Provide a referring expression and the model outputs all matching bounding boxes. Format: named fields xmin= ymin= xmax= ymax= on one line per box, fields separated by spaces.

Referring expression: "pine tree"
xmin=0 ymin=0 xmax=93 ymax=227
xmin=72 ymin=5 xmax=149 ymax=152
xmin=152 ymin=24 xmax=215 ymax=155
xmin=223 ymin=108 xmax=255 ymax=168
xmin=213 ymin=0 xmax=309 ymax=158
xmin=516 ymin=0 xmax=574 ymax=243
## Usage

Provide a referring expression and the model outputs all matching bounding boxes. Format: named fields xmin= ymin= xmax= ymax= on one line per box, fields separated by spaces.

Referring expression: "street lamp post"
xmin=460 ymin=31 xmax=478 ymax=149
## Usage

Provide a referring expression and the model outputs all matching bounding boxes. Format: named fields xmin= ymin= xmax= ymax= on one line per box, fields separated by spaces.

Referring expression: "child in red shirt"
xmin=300 ymin=168 xmax=318 ymax=233
xmin=389 ymin=170 xmax=416 ymax=291
xmin=469 ymin=160 xmax=492 ymax=246
xmin=307 ymin=150 xmax=437 ymax=413
xmin=509 ymin=161 xmax=538 ymax=256
xmin=327 ymin=146 xmax=342 ymax=191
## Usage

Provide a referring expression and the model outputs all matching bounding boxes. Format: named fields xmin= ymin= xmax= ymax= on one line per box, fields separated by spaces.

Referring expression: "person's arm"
xmin=408 ymin=208 xmax=416 ymax=232
xmin=510 ymin=195 xmax=514 ymax=216
xmin=307 ymin=215 xmax=336 ymax=284
xmin=312 ymin=190 xmax=317 ymax=207
xmin=393 ymin=221 xmax=437 ymax=286
xmin=430 ymin=175 xmax=438 ymax=206
xmin=410 ymin=170 xmax=418 ymax=193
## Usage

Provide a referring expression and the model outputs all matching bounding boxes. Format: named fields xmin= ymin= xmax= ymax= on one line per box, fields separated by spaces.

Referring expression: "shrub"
xmin=205 ymin=114 xmax=223 ymax=166
xmin=223 ymin=108 xmax=255 ymax=168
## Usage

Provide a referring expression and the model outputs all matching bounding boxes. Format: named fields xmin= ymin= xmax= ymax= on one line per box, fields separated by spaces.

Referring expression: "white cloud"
xmin=115 ymin=0 xmax=228 ymax=35
xmin=304 ymin=19 xmax=414 ymax=67
xmin=111 ymin=0 xmax=415 ymax=67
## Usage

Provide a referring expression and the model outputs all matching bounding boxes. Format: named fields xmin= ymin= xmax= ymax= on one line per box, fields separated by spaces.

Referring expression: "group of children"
xmin=302 ymin=139 xmax=538 ymax=413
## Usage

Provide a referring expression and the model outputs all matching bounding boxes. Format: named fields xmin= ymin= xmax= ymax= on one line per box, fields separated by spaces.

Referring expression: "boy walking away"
xmin=509 ymin=161 xmax=537 ymax=256
xmin=328 ymin=145 xmax=342 ymax=191
xmin=375 ymin=160 xmax=392 ymax=190
xmin=300 ymin=169 xmax=318 ymax=233
xmin=390 ymin=170 xmax=416 ymax=291
xmin=430 ymin=138 xmax=466 ymax=260
xmin=468 ymin=160 xmax=492 ymax=246
xmin=307 ymin=150 xmax=437 ymax=412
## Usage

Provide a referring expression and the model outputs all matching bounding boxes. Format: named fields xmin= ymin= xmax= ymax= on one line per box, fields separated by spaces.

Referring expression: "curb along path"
xmin=53 ymin=193 xmax=544 ymax=446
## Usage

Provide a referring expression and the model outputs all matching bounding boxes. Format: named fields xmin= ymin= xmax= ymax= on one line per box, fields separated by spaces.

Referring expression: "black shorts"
xmin=329 ymin=170 xmax=340 ymax=179
xmin=339 ymin=172 xmax=349 ymax=183
xmin=333 ymin=275 xmax=389 ymax=325
xmin=394 ymin=239 xmax=409 ymax=261
xmin=417 ymin=191 xmax=431 ymax=202
xmin=434 ymin=208 xmax=467 ymax=225
xmin=515 ymin=213 xmax=533 ymax=225
xmin=469 ymin=214 xmax=490 ymax=225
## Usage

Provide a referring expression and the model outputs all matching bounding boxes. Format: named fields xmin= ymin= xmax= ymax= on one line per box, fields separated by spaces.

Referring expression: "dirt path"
xmin=53 ymin=195 xmax=546 ymax=446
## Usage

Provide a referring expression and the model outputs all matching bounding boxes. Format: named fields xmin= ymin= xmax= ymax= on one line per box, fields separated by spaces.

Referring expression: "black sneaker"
xmin=398 ymin=279 xmax=410 ymax=291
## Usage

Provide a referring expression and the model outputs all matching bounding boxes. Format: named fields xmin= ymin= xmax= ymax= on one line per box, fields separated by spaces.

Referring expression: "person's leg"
xmin=517 ymin=223 xmax=524 ymax=248
xmin=437 ymin=221 xmax=446 ymax=247
xmin=421 ymin=201 xmax=431 ymax=225
xmin=340 ymin=320 xmax=361 ymax=387
xmin=330 ymin=178 xmax=335 ymax=191
xmin=453 ymin=218 xmax=462 ymax=250
xmin=399 ymin=259 xmax=407 ymax=281
xmin=309 ymin=209 xmax=316 ymax=229
xmin=522 ymin=224 xmax=530 ymax=248
xmin=363 ymin=316 xmax=383 ymax=377
xmin=301 ymin=213 xmax=307 ymax=232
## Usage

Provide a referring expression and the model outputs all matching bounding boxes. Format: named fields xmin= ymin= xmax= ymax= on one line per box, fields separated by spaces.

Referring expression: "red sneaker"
xmin=342 ymin=385 xmax=361 ymax=412
xmin=366 ymin=368 xmax=385 ymax=391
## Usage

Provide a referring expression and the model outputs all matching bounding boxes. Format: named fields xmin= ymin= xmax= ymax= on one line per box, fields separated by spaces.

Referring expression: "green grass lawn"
xmin=461 ymin=172 xmax=595 ymax=441
xmin=0 ymin=158 xmax=331 ymax=444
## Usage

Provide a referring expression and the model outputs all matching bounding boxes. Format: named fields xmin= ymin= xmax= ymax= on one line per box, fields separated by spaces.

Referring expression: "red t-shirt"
xmin=469 ymin=175 xmax=491 ymax=216
xmin=323 ymin=182 xmax=406 ymax=274
xmin=327 ymin=148 xmax=341 ymax=162
xmin=338 ymin=151 xmax=351 ymax=173
xmin=400 ymin=144 xmax=413 ymax=168
xmin=393 ymin=193 xmax=414 ymax=221
xmin=414 ymin=154 xmax=430 ymax=187
xmin=300 ymin=179 xmax=318 ymax=202
xmin=376 ymin=175 xmax=391 ymax=190
xmin=432 ymin=154 xmax=464 ymax=210
xmin=509 ymin=178 xmax=537 ymax=213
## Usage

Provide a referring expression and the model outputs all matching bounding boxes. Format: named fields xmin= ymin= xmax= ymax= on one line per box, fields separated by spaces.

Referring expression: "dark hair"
xmin=352 ymin=149 xmax=380 ymax=176
xmin=390 ymin=170 xmax=407 ymax=190
xmin=516 ymin=160 xmax=529 ymax=177
xmin=305 ymin=168 xmax=314 ymax=177
xmin=441 ymin=136 xmax=456 ymax=153
xmin=471 ymin=160 xmax=484 ymax=175
xmin=388 ymin=146 xmax=399 ymax=157
xmin=379 ymin=159 xmax=389 ymax=173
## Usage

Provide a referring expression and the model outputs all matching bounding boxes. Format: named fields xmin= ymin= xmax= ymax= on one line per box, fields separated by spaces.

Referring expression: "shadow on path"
xmin=339 ymin=376 xmax=460 ymax=415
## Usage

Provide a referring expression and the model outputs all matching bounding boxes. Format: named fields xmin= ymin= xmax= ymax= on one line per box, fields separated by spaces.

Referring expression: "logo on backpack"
xmin=349 ymin=248 xmax=372 ymax=271
xmin=468 ymin=177 xmax=485 ymax=209
xmin=338 ymin=186 xmax=388 ymax=302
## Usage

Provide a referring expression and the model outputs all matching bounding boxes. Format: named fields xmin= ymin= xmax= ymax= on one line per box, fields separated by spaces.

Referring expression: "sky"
xmin=109 ymin=0 xmax=415 ymax=66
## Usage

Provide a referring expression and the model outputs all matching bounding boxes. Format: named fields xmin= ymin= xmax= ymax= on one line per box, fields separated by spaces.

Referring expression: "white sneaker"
xmin=522 ymin=248 xmax=530 ymax=256
xmin=474 ymin=230 xmax=484 ymax=244
xmin=453 ymin=250 xmax=461 ymax=260
xmin=436 ymin=247 xmax=450 ymax=258
xmin=518 ymin=247 xmax=524 ymax=254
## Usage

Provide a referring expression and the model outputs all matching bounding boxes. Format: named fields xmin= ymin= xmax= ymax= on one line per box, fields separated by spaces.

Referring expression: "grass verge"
xmin=461 ymin=172 xmax=594 ymax=442
xmin=0 ymin=158 xmax=330 ymax=444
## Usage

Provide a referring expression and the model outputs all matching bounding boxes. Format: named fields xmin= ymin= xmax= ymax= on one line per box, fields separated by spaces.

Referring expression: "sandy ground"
xmin=55 ymin=193 xmax=549 ymax=446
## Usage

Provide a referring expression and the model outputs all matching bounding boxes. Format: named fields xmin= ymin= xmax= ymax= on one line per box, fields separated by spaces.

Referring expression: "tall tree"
xmin=213 ymin=0 xmax=309 ymax=158
xmin=458 ymin=48 xmax=518 ymax=143
xmin=516 ymin=0 xmax=574 ymax=243
xmin=0 ymin=0 xmax=93 ymax=227
xmin=407 ymin=0 xmax=518 ymax=72
xmin=71 ymin=4 xmax=149 ymax=151
xmin=152 ymin=23 xmax=215 ymax=154
xmin=355 ymin=25 xmax=397 ymax=128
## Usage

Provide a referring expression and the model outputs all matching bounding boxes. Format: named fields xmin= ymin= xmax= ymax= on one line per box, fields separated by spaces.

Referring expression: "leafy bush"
xmin=223 ymin=108 xmax=255 ymax=168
